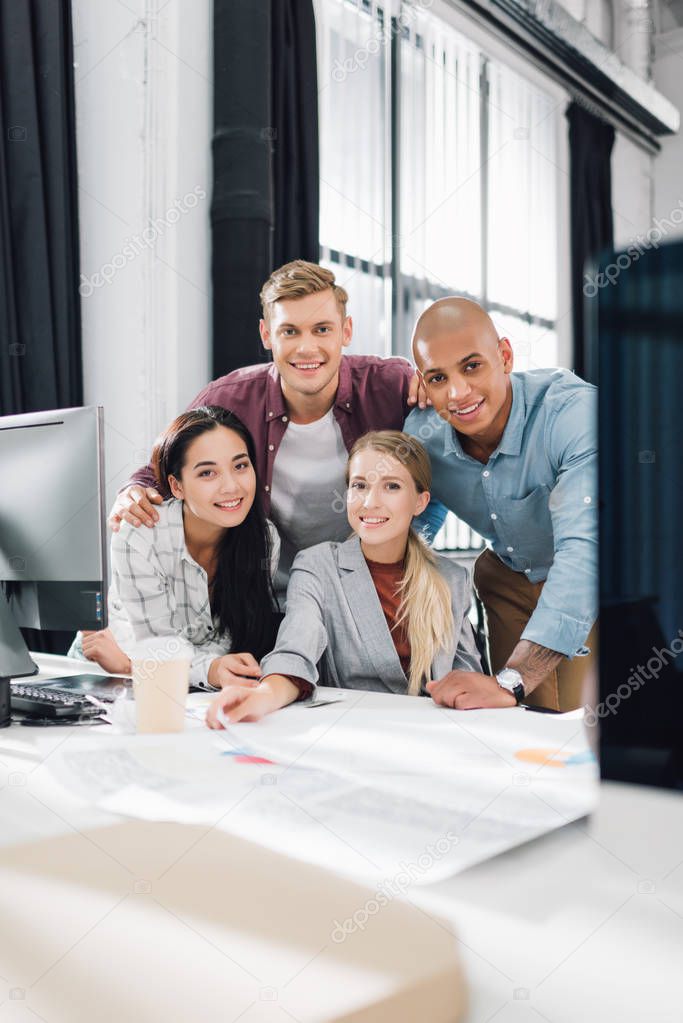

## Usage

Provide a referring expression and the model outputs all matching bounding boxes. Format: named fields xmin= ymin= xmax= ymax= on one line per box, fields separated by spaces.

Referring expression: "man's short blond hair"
xmin=260 ymin=260 xmax=348 ymax=321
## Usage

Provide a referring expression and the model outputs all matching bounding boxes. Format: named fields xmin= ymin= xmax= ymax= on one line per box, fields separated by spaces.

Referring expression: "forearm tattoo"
xmin=506 ymin=640 xmax=563 ymax=694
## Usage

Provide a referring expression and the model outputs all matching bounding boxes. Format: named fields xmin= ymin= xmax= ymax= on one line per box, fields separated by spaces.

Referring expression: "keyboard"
xmin=11 ymin=684 xmax=103 ymax=720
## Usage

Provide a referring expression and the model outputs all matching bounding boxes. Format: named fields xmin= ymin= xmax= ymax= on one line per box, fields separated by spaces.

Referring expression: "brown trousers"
xmin=473 ymin=549 xmax=596 ymax=712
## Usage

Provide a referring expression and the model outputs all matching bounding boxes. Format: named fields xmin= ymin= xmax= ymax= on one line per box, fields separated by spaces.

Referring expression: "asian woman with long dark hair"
xmin=72 ymin=406 xmax=281 ymax=689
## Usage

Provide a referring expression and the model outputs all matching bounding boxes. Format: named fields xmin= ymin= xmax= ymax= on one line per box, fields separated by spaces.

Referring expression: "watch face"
xmin=497 ymin=669 xmax=522 ymax=692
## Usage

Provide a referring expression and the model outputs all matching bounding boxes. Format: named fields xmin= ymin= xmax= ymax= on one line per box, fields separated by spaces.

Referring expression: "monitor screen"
xmin=592 ymin=239 xmax=683 ymax=789
xmin=0 ymin=406 xmax=107 ymax=683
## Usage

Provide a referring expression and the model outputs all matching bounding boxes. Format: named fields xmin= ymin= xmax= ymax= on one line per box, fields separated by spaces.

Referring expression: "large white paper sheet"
xmin=47 ymin=691 xmax=598 ymax=884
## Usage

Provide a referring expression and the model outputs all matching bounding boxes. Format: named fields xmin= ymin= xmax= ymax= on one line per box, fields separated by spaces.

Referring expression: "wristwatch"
xmin=495 ymin=667 xmax=525 ymax=704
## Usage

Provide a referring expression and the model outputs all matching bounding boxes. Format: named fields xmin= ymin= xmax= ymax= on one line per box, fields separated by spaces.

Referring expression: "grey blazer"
xmin=259 ymin=535 xmax=482 ymax=696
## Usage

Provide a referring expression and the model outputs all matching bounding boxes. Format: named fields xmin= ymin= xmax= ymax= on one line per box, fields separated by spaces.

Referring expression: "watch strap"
xmin=496 ymin=669 xmax=525 ymax=704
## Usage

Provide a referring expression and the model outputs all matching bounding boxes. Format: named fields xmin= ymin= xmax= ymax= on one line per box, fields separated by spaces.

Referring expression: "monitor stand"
xmin=0 ymin=586 xmax=38 ymax=728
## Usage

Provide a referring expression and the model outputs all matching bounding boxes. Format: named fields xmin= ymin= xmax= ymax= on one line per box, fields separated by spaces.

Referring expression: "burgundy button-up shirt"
xmin=129 ymin=354 xmax=415 ymax=516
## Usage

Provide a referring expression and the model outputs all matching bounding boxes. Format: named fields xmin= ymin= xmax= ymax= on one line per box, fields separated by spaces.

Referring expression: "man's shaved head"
xmin=412 ymin=297 xmax=499 ymax=366
xmin=410 ymin=297 xmax=514 ymax=448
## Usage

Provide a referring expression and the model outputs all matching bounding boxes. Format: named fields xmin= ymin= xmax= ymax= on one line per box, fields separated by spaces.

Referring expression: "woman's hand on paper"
xmin=427 ymin=671 xmax=516 ymax=710
xmin=206 ymin=675 xmax=299 ymax=727
xmin=81 ymin=628 xmax=132 ymax=675
xmin=207 ymin=652 xmax=262 ymax=689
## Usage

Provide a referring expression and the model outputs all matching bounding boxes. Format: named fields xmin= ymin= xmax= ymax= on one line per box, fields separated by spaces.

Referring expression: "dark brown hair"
xmin=151 ymin=406 xmax=279 ymax=658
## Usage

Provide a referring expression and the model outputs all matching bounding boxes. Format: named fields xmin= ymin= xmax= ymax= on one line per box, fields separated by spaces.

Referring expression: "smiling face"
xmin=168 ymin=425 xmax=256 ymax=532
xmin=414 ymin=327 xmax=514 ymax=447
xmin=259 ymin=288 xmax=352 ymax=400
xmin=346 ymin=448 xmax=430 ymax=562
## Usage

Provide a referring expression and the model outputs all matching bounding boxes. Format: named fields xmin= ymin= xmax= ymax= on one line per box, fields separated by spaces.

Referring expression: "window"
xmin=316 ymin=0 xmax=392 ymax=356
xmin=314 ymin=0 xmax=566 ymax=549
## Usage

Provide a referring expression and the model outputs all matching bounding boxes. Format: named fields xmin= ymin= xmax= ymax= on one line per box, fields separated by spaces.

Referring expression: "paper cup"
xmin=130 ymin=637 xmax=192 ymax=734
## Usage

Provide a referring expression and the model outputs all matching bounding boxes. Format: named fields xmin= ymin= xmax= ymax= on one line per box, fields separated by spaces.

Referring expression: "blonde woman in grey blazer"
xmin=207 ymin=431 xmax=481 ymax=727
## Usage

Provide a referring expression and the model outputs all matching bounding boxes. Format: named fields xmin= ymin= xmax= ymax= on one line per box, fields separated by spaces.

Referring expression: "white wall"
xmin=608 ymin=18 xmax=683 ymax=252
xmin=548 ymin=2 xmax=658 ymax=280
xmin=653 ymin=27 xmax=683 ymax=240
xmin=611 ymin=133 xmax=654 ymax=246
xmin=72 ymin=0 xmax=212 ymax=514
xmin=555 ymin=0 xmax=615 ymax=48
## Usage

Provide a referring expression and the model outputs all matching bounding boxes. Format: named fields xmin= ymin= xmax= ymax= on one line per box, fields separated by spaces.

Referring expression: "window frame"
xmin=316 ymin=0 xmax=572 ymax=551
xmin=317 ymin=0 xmax=571 ymax=366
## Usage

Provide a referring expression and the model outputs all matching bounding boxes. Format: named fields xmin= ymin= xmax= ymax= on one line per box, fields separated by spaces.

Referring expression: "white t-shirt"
xmin=270 ymin=409 xmax=350 ymax=596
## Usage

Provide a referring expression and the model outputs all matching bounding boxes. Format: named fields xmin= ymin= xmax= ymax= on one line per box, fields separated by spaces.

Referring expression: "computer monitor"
xmin=590 ymin=239 xmax=683 ymax=789
xmin=0 ymin=406 xmax=108 ymax=723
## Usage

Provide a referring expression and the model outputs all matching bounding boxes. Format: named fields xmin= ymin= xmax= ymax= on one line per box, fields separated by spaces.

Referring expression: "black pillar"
xmin=566 ymin=101 xmax=615 ymax=381
xmin=212 ymin=0 xmax=273 ymax=377
xmin=271 ymin=0 xmax=319 ymax=267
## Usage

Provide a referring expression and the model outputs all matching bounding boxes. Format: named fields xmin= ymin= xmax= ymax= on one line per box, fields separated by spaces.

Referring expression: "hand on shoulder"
xmin=109 ymin=486 xmax=163 ymax=532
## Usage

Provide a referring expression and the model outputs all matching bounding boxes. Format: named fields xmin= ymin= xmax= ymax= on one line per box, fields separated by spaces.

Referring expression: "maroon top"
xmin=365 ymin=557 xmax=411 ymax=676
xmin=128 ymin=354 xmax=415 ymax=516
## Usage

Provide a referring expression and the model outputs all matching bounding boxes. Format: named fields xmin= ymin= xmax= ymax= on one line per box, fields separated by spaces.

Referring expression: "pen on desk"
xmin=305 ymin=698 xmax=345 ymax=708
xmin=217 ymin=707 xmax=232 ymax=729
xmin=215 ymin=709 xmax=252 ymax=749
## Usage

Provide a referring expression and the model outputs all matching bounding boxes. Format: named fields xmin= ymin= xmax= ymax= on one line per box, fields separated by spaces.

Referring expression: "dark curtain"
xmin=566 ymin=101 xmax=614 ymax=380
xmin=212 ymin=0 xmax=273 ymax=377
xmin=271 ymin=0 xmax=319 ymax=268
xmin=0 ymin=0 xmax=82 ymax=416
xmin=212 ymin=0 xmax=320 ymax=377
xmin=0 ymin=0 xmax=82 ymax=654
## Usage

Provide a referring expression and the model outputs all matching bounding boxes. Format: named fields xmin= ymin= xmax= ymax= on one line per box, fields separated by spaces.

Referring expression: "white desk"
xmin=1 ymin=655 xmax=682 ymax=1022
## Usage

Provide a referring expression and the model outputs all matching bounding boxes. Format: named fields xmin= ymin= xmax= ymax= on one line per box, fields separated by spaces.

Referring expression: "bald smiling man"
xmin=406 ymin=298 xmax=597 ymax=713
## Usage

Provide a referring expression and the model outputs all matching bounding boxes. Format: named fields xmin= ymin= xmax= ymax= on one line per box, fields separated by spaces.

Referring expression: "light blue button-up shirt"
xmin=405 ymin=369 xmax=597 ymax=658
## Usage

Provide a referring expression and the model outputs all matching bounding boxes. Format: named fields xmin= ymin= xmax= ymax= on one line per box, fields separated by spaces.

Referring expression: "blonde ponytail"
xmin=395 ymin=530 xmax=454 ymax=695
xmin=347 ymin=430 xmax=455 ymax=695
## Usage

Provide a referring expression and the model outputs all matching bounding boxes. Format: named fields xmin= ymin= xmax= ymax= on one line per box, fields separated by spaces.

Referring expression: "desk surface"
xmin=2 ymin=655 xmax=682 ymax=1022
